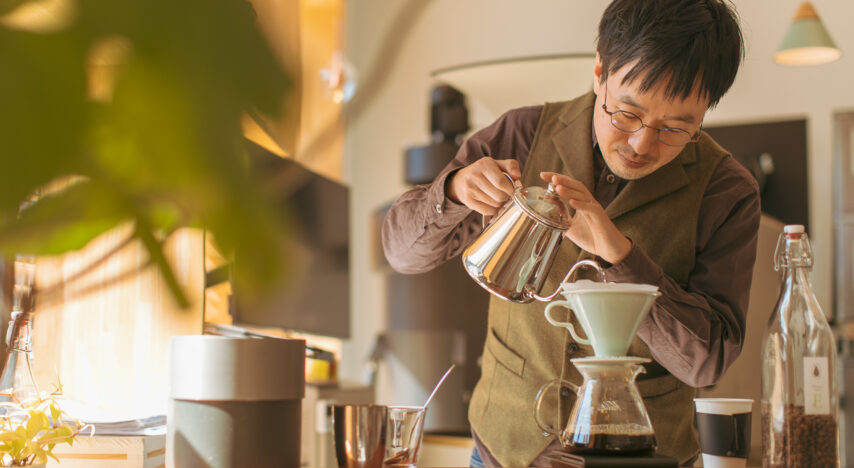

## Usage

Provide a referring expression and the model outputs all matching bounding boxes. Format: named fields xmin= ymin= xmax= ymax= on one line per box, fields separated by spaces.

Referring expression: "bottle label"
xmin=803 ymin=357 xmax=831 ymax=415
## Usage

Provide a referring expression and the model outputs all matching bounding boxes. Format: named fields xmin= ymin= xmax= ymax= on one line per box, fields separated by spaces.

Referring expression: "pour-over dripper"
xmin=534 ymin=357 xmax=657 ymax=455
xmin=544 ymin=281 xmax=660 ymax=357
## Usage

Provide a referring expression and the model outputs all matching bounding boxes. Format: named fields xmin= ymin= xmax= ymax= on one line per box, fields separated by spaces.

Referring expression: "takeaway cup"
xmin=694 ymin=398 xmax=753 ymax=468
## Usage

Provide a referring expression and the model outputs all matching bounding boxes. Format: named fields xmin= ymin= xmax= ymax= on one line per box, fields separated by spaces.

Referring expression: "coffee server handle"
xmin=481 ymin=173 xmax=521 ymax=229
xmin=533 ymin=379 xmax=578 ymax=436
xmin=529 ymin=259 xmax=605 ymax=302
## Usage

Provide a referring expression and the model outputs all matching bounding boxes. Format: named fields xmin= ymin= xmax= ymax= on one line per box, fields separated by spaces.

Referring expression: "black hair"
xmin=596 ymin=0 xmax=744 ymax=108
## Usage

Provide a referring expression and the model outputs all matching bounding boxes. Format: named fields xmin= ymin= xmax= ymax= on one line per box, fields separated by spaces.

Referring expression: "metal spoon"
xmin=422 ymin=364 xmax=455 ymax=411
xmin=384 ymin=364 xmax=455 ymax=465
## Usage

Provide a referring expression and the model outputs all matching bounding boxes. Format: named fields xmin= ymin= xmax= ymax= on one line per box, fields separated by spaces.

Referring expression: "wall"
xmin=341 ymin=0 xmax=854 ymax=382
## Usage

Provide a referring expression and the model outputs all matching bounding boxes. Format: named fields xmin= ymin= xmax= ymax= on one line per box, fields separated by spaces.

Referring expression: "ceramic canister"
xmin=167 ymin=335 xmax=305 ymax=468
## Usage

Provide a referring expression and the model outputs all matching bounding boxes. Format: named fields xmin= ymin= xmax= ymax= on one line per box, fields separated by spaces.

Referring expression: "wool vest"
xmin=467 ymin=92 xmax=728 ymax=466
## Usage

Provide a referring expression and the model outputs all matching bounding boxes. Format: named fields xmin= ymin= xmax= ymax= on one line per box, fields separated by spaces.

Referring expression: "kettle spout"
xmin=528 ymin=259 xmax=605 ymax=302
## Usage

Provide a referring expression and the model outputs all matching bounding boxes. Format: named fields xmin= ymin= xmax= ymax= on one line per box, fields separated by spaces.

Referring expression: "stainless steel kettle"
xmin=461 ymin=175 xmax=603 ymax=303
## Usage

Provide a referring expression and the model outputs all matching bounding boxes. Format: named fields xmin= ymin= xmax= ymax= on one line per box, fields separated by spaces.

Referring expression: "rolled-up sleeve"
xmin=604 ymin=157 xmax=761 ymax=387
xmin=381 ymin=168 xmax=479 ymax=274
xmin=382 ymin=106 xmax=542 ymax=274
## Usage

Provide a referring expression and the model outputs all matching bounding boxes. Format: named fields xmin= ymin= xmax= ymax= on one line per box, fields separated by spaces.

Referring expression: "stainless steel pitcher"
xmin=461 ymin=175 xmax=603 ymax=303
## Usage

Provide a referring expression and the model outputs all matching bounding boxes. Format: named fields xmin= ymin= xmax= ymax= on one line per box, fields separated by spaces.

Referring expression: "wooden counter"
xmin=420 ymin=433 xmax=475 ymax=467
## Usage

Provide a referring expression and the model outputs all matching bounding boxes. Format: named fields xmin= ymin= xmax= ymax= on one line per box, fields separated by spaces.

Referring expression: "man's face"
xmin=591 ymin=56 xmax=709 ymax=180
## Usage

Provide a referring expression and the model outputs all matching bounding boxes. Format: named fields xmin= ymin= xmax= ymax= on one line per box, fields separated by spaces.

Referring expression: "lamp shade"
xmin=432 ymin=53 xmax=596 ymax=118
xmin=774 ymin=2 xmax=840 ymax=66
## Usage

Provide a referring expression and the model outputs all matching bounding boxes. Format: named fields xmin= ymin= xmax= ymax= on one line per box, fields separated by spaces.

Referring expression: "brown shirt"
xmin=382 ymin=105 xmax=761 ymax=390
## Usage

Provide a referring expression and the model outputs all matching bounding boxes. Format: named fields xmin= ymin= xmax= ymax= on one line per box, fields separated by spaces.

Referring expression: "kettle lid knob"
xmin=514 ymin=182 xmax=571 ymax=229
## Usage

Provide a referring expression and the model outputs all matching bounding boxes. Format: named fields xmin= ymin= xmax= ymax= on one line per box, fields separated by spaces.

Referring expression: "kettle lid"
xmin=514 ymin=183 xmax=571 ymax=229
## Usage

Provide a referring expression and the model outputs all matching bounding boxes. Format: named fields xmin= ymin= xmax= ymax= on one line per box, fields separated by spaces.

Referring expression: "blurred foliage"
xmin=0 ymin=0 xmax=293 ymax=306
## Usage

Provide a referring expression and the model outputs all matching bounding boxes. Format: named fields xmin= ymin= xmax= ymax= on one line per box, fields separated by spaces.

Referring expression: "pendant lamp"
xmin=774 ymin=2 xmax=841 ymax=66
xmin=432 ymin=53 xmax=596 ymax=119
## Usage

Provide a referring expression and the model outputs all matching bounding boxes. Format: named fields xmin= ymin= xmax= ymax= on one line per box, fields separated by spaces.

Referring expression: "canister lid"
xmin=170 ymin=335 xmax=305 ymax=401
xmin=513 ymin=183 xmax=572 ymax=229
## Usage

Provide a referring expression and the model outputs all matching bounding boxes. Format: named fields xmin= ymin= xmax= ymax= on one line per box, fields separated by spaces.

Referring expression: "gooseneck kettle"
xmin=461 ymin=174 xmax=603 ymax=303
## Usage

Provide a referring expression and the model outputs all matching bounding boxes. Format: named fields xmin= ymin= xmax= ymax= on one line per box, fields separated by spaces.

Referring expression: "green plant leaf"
xmin=0 ymin=27 xmax=87 ymax=219
xmin=26 ymin=411 xmax=45 ymax=438
xmin=0 ymin=0 xmax=295 ymax=306
xmin=29 ymin=445 xmax=45 ymax=463
xmin=135 ymin=221 xmax=188 ymax=307
xmin=0 ymin=181 xmax=127 ymax=255
xmin=49 ymin=403 xmax=60 ymax=423
xmin=0 ymin=0 xmax=32 ymax=16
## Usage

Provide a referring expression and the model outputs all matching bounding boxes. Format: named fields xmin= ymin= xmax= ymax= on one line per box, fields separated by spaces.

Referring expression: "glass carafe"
xmin=0 ymin=254 xmax=40 ymax=407
xmin=0 ymin=311 xmax=39 ymax=405
xmin=534 ymin=357 xmax=656 ymax=454
xmin=760 ymin=225 xmax=838 ymax=467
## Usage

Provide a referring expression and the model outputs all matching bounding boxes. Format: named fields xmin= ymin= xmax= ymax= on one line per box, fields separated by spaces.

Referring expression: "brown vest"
xmin=467 ymin=92 xmax=728 ymax=466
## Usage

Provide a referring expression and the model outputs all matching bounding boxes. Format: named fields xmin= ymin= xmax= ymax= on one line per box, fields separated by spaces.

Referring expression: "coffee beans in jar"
xmin=761 ymin=403 xmax=837 ymax=467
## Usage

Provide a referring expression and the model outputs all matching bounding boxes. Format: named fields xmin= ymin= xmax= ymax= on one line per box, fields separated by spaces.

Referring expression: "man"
xmin=382 ymin=0 xmax=759 ymax=466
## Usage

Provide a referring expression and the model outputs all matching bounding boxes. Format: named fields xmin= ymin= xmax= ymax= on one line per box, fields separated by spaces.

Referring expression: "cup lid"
xmin=693 ymin=398 xmax=753 ymax=415
xmin=513 ymin=183 xmax=571 ymax=229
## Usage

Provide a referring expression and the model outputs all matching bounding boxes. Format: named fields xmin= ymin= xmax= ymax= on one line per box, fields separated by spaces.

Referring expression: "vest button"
xmin=566 ymin=343 xmax=580 ymax=355
xmin=560 ymin=386 xmax=572 ymax=398
xmin=606 ymin=173 xmax=616 ymax=184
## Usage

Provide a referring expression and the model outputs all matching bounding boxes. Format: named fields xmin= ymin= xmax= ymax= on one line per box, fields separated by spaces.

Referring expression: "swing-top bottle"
xmin=760 ymin=225 xmax=838 ymax=467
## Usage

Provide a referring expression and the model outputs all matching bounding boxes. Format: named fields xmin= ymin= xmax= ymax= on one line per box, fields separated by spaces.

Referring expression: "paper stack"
xmin=48 ymin=402 xmax=167 ymax=468
xmin=48 ymin=430 xmax=165 ymax=468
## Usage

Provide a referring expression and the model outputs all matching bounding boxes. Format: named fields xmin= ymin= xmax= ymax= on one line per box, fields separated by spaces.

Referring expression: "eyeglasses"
xmin=601 ymin=83 xmax=700 ymax=147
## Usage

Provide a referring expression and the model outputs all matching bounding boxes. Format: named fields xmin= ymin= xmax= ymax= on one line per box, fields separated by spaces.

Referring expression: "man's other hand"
xmin=540 ymin=171 xmax=631 ymax=265
xmin=447 ymin=158 xmax=521 ymax=216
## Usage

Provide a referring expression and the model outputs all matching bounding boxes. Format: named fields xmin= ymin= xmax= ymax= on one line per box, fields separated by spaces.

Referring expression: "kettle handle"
xmin=529 ymin=259 xmax=605 ymax=302
xmin=481 ymin=173 xmax=522 ymax=229
xmin=533 ymin=378 xmax=578 ymax=436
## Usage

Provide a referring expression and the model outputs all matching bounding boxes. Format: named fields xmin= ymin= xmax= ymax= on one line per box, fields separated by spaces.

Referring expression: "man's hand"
xmin=540 ymin=171 xmax=631 ymax=265
xmin=447 ymin=158 xmax=521 ymax=216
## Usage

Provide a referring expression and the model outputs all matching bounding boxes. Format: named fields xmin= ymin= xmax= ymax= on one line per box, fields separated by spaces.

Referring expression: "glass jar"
xmin=0 ymin=311 xmax=40 ymax=405
xmin=0 ymin=254 xmax=40 ymax=408
xmin=760 ymin=225 xmax=838 ymax=467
